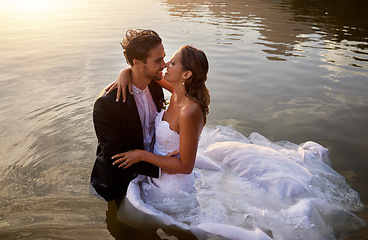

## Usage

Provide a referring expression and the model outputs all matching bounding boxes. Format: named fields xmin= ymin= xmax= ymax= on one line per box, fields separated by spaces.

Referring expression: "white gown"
xmin=139 ymin=110 xmax=198 ymax=219
xmin=118 ymin=111 xmax=365 ymax=240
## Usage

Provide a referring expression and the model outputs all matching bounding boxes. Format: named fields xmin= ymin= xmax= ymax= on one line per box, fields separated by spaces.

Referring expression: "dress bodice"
xmin=142 ymin=110 xmax=195 ymax=195
xmin=153 ymin=110 xmax=180 ymax=156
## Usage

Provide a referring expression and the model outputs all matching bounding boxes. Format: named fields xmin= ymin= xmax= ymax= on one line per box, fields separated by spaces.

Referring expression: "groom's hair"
xmin=121 ymin=29 xmax=162 ymax=66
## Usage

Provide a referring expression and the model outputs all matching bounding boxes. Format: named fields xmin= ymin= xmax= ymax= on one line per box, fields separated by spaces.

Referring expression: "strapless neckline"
xmin=159 ymin=110 xmax=179 ymax=135
xmin=153 ymin=110 xmax=180 ymax=157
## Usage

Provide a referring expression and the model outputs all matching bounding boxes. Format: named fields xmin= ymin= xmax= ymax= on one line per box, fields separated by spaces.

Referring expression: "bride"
xmin=107 ymin=46 xmax=365 ymax=239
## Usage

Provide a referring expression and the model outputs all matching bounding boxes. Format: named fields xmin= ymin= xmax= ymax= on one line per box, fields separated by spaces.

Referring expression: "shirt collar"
xmin=132 ymin=84 xmax=149 ymax=94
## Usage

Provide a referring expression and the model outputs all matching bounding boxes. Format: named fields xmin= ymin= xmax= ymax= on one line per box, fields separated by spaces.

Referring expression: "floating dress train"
xmin=118 ymin=111 xmax=365 ymax=240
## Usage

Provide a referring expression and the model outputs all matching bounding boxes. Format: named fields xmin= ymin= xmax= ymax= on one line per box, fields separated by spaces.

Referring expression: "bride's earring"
xmin=182 ymin=82 xmax=185 ymax=86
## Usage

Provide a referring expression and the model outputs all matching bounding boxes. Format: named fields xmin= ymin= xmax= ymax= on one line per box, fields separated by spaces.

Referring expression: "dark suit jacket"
xmin=91 ymin=81 xmax=165 ymax=201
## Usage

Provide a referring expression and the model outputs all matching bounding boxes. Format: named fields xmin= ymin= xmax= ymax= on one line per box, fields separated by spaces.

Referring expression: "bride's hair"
xmin=180 ymin=45 xmax=210 ymax=124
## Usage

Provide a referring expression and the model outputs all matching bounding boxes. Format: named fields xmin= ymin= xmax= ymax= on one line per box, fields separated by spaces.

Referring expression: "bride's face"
xmin=164 ymin=49 xmax=185 ymax=83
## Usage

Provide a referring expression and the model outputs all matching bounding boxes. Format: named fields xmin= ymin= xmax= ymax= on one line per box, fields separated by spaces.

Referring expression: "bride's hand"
xmin=105 ymin=67 xmax=133 ymax=102
xmin=112 ymin=149 xmax=144 ymax=169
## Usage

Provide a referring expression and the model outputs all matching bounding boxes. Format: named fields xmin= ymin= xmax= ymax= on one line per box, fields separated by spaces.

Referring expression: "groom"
xmin=91 ymin=29 xmax=166 ymax=201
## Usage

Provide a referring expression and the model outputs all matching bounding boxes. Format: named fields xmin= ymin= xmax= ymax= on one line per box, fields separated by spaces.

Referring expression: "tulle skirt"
xmin=117 ymin=126 xmax=365 ymax=240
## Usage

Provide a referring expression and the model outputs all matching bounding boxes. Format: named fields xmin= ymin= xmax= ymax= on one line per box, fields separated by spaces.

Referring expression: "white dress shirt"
xmin=132 ymin=84 xmax=157 ymax=153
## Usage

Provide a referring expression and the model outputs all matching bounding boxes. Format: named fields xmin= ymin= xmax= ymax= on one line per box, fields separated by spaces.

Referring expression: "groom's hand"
xmin=162 ymin=150 xmax=180 ymax=174
xmin=112 ymin=149 xmax=145 ymax=169
xmin=166 ymin=150 xmax=179 ymax=157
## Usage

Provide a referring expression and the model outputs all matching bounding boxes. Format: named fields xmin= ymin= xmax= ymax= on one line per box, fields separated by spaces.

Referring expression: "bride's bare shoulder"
xmin=179 ymin=101 xmax=203 ymax=123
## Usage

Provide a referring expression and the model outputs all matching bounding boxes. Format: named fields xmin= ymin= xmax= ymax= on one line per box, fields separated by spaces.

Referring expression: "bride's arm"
xmin=154 ymin=78 xmax=174 ymax=93
xmin=105 ymin=68 xmax=174 ymax=102
xmin=112 ymin=104 xmax=203 ymax=174
xmin=105 ymin=67 xmax=132 ymax=102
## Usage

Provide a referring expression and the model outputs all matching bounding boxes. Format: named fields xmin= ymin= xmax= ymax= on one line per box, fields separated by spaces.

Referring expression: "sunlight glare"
xmin=3 ymin=0 xmax=66 ymax=13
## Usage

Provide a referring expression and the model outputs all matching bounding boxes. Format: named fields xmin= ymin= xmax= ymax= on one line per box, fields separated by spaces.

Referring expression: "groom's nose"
xmin=160 ymin=60 xmax=166 ymax=69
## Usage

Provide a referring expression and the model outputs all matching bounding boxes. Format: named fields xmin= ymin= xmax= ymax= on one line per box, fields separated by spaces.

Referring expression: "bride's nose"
xmin=166 ymin=61 xmax=171 ymax=68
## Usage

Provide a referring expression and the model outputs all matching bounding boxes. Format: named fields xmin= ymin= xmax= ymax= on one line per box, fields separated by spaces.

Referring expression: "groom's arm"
xmin=93 ymin=92 xmax=127 ymax=160
xmin=91 ymin=91 xmax=136 ymax=201
xmin=92 ymin=91 xmax=138 ymax=193
xmin=93 ymin=90 xmax=159 ymax=178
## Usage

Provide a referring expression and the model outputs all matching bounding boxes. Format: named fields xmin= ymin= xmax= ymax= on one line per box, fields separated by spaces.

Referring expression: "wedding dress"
xmin=139 ymin=110 xmax=198 ymax=218
xmin=117 ymin=110 xmax=365 ymax=240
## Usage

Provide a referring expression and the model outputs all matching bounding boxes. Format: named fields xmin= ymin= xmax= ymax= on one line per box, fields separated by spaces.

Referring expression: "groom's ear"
xmin=183 ymin=70 xmax=192 ymax=80
xmin=133 ymin=59 xmax=143 ymax=67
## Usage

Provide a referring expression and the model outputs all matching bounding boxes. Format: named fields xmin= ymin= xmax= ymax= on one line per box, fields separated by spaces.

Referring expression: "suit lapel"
xmin=124 ymin=89 xmax=143 ymax=147
xmin=148 ymin=81 xmax=164 ymax=112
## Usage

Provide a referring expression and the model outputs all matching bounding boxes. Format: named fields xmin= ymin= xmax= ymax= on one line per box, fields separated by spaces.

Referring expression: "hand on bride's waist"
xmin=161 ymin=150 xmax=180 ymax=174
xmin=165 ymin=149 xmax=180 ymax=158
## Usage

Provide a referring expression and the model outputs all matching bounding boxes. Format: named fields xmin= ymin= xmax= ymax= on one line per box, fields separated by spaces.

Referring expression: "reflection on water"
xmin=0 ymin=0 xmax=367 ymax=239
xmin=163 ymin=0 xmax=368 ymax=61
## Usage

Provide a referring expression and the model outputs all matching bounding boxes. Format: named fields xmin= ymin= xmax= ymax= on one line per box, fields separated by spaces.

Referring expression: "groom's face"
xmin=142 ymin=43 xmax=166 ymax=81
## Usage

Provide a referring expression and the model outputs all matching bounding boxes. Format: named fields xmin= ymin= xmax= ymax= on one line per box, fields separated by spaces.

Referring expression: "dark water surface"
xmin=0 ymin=0 xmax=367 ymax=239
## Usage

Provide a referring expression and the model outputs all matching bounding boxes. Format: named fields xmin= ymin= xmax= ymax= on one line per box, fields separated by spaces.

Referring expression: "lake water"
xmin=0 ymin=0 xmax=367 ymax=239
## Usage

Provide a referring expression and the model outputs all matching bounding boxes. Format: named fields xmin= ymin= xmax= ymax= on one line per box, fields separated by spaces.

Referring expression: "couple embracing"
xmin=89 ymin=29 xmax=365 ymax=240
xmin=90 ymin=29 xmax=209 ymax=209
